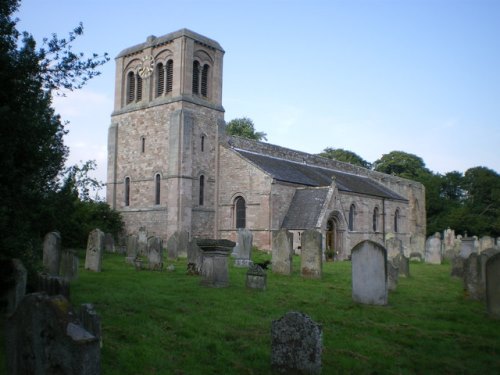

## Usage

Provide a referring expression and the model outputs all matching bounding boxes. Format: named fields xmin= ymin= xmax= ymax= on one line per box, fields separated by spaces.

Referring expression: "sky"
xmin=15 ymin=0 xmax=500 ymax=192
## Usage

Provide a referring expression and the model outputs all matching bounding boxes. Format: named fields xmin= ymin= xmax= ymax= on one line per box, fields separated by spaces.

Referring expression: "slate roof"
xmin=281 ymin=188 xmax=329 ymax=230
xmin=234 ymin=149 xmax=406 ymax=201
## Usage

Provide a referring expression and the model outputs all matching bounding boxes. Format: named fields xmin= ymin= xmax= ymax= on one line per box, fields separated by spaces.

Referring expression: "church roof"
xmin=233 ymin=148 xmax=407 ymax=201
xmin=281 ymin=188 xmax=329 ymax=230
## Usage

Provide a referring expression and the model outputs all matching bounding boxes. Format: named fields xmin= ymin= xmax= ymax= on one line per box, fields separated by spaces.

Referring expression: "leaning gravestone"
xmin=147 ymin=236 xmax=163 ymax=270
xmin=234 ymin=229 xmax=253 ymax=267
xmin=6 ymin=293 xmax=101 ymax=374
xmin=60 ymin=249 xmax=79 ymax=281
xmin=138 ymin=227 xmax=148 ymax=255
xmin=351 ymin=240 xmax=388 ymax=305
xmin=5 ymin=259 xmax=27 ymax=316
xmin=43 ymin=231 xmax=62 ymax=276
xmin=387 ymin=259 xmax=399 ymax=292
xmin=246 ymin=264 xmax=267 ymax=291
xmin=300 ymin=230 xmax=322 ymax=279
xmin=485 ymin=252 xmax=500 ymax=318
xmin=271 ymin=311 xmax=322 ymax=374
xmin=272 ymin=229 xmax=293 ymax=275
xmin=85 ymin=228 xmax=104 ymax=272
xmin=198 ymin=239 xmax=235 ymax=288
xmin=425 ymin=232 xmax=442 ymax=264
xmin=126 ymin=234 xmax=138 ymax=264
xmin=393 ymin=253 xmax=410 ymax=278
xmin=463 ymin=253 xmax=481 ymax=300
xmin=385 ymin=237 xmax=403 ymax=260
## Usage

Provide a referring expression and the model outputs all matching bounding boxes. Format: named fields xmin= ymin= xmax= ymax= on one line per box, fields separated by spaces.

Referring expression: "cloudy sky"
xmin=15 ymin=0 xmax=500 ymax=192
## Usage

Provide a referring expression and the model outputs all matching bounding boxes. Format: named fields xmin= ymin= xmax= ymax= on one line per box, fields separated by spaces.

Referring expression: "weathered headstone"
xmin=385 ymin=237 xmax=403 ymax=260
xmin=478 ymin=248 xmax=500 ymax=301
xmin=443 ymin=228 xmax=457 ymax=260
xmin=60 ymin=249 xmax=79 ymax=281
xmin=479 ymin=236 xmax=495 ymax=253
xmin=85 ymin=228 xmax=104 ymax=272
xmin=104 ymin=233 xmax=115 ymax=253
xmin=5 ymin=259 xmax=27 ymax=316
xmin=6 ymin=293 xmax=101 ymax=374
xmin=463 ymin=253 xmax=481 ymax=300
xmin=272 ymin=229 xmax=293 ymax=275
xmin=126 ymin=234 xmax=138 ymax=263
xmin=460 ymin=237 xmax=476 ymax=258
xmin=37 ymin=273 xmax=70 ymax=299
xmin=451 ymin=255 xmax=465 ymax=278
xmin=409 ymin=252 xmax=423 ymax=262
xmin=425 ymin=232 xmax=442 ymax=264
xmin=167 ymin=230 xmax=190 ymax=260
xmin=485 ymin=252 xmax=500 ymax=318
xmin=138 ymin=227 xmax=148 ymax=255
xmin=393 ymin=253 xmax=410 ymax=278
xmin=300 ymin=230 xmax=322 ymax=279
xmin=234 ymin=228 xmax=253 ymax=267
xmin=147 ymin=236 xmax=163 ymax=270
xmin=246 ymin=264 xmax=267 ymax=291
xmin=351 ymin=240 xmax=388 ymax=305
xmin=198 ymin=239 xmax=235 ymax=288
xmin=187 ymin=239 xmax=203 ymax=275
xmin=79 ymin=303 xmax=102 ymax=348
xmin=43 ymin=231 xmax=62 ymax=276
xmin=408 ymin=233 xmax=425 ymax=259
xmin=271 ymin=311 xmax=322 ymax=374
xmin=387 ymin=259 xmax=399 ymax=291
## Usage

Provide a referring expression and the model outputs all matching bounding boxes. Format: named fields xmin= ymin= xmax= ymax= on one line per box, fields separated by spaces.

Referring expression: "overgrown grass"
xmin=2 ymin=250 xmax=500 ymax=374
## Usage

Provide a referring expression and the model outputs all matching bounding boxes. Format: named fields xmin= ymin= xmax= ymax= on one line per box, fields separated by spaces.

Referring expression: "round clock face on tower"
xmin=137 ymin=55 xmax=155 ymax=79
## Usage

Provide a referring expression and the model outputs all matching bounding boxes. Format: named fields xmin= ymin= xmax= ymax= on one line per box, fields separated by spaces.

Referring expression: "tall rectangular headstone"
xmin=234 ymin=229 xmax=253 ymax=267
xmin=443 ymin=228 xmax=457 ymax=260
xmin=187 ymin=239 xmax=203 ymax=274
xmin=425 ymin=233 xmax=442 ymax=264
xmin=485 ymin=253 xmax=500 ymax=318
xmin=147 ymin=236 xmax=163 ymax=270
xmin=387 ymin=259 xmax=399 ymax=291
xmin=138 ymin=227 xmax=148 ymax=255
xmin=463 ymin=253 xmax=480 ymax=300
xmin=393 ymin=253 xmax=410 ymax=278
xmin=272 ymin=229 xmax=293 ymax=275
xmin=351 ymin=240 xmax=388 ymax=305
xmin=460 ymin=237 xmax=476 ymax=258
xmin=104 ymin=233 xmax=115 ymax=253
xmin=60 ymin=250 xmax=79 ymax=281
xmin=300 ymin=230 xmax=322 ymax=279
xmin=85 ymin=228 xmax=104 ymax=272
xmin=43 ymin=231 xmax=62 ymax=276
xmin=126 ymin=234 xmax=138 ymax=263
xmin=385 ymin=237 xmax=403 ymax=260
xmin=167 ymin=230 xmax=190 ymax=260
xmin=5 ymin=259 xmax=27 ymax=316
xmin=271 ymin=311 xmax=322 ymax=374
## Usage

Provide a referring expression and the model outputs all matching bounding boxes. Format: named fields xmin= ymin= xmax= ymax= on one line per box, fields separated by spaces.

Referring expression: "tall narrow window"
xmin=155 ymin=174 xmax=161 ymax=205
xmin=201 ymin=64 xmax=209 ymax=97
xmin=124 ymin=177 xmax=130 ymax=207
xmin=166 ymin=59 xmax=173 ymax=93
xmin=136 ymin=75 xmax=143 ymax=101
xmin=394 ymin=209 xmax=400 ymax=233
xmin=201 ymin=135 xmax=205 ymax=152
xmin=192 ymin=60 xmax=200 ymax=94
xmin=127 ymin=72 xmax=135 ymax=104
xmin=235 ymin=197 xmax=246 ymax=229
xmin=348 ymin=204 xmax=355 ymax=231
xmin=373 ymin=207 xmax=379 ymax=232
xmin=199 ymin=175 xmax=205 ymax=206
xmin=156 ymin=63 xmax=164 ymax=97
xmin=141 ymin=137 xmax=145 ymax=153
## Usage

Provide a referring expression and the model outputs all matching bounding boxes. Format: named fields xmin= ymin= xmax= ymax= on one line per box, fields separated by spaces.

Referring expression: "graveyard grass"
xmin=2 ymin=251 xmax=500 ymax=374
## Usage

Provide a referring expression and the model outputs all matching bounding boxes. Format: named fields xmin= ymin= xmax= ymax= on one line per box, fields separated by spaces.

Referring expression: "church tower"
xmin=107 ymin=29 xmax=225 ymax=241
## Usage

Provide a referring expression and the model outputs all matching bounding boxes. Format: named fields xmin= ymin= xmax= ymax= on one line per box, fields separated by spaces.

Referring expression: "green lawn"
xmin=3 ymin=251 xmax=500 ymax=374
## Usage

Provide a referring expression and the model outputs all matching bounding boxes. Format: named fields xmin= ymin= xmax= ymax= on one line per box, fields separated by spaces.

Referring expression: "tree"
xmin=225 ymin=117 xmax=267 ymax=141
xmin=318 ymin=147 xmax=371 ymax=169
xmin=373 ymin=151 xmax=430 ymax=180
xmin=0 ymin=0 xmax=109 ymax=271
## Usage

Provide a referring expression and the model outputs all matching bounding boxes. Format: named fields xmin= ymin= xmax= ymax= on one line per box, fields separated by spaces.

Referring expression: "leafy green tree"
xmin=318 ymin=147 xmax=371 ymax=169
xmin=225 ymin=117 xmax=267 ymax=141
xmin=373 ymin=151 xmax=431 ymax=180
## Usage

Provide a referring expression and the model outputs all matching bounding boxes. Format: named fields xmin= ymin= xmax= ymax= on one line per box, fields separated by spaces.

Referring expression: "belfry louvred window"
xmin=201 ymin=64 xmax=209 ymax=97
xmin=166 ymin=60 xmax=173 ymax=93
xmin=127 ymin=71 xmax=135 ymax=104
xmin=192 ymin=60 xmax=200 ymax=94
xmin=136 ymin=75 xmax=143 ymax=101
xmin=156 ymin=63 xmax=164 ymax=97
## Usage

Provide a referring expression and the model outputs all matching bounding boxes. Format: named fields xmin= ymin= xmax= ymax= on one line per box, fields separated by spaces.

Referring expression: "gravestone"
xmin=126 ymin=234 xmax=138 ymax=264
xmin=187 ymin=239 xmax=203 ymax=275
xmin=5 ymin=259 xmax=27 ymax=316
xmin=387 ymin=259 xmax=399 ymax=291
xmin=104 ymin=233 xmax=115 ymax=253
xmin=479 ymin=236 xmax=495 ymax=253
xmin=234 ymin=229 xmax=253 ymax=267
xmin=300 ymin=230 xmax=322 ymax=279
xmin=85 ymin=228 xmax=104 ymax=272
xmin=60 ymin=249 xmax=79 ymax=281
xmin=463 ymin=253 xmax=480 ymax=300
xmin=271 ymin=311 xmax=322 ymax=374
xmin=409 ymin=252 xmax=423 ymax=262
xmin=385 ymin=237 xmax=403 ymax=260
xmin=351 ymin=240 xmax=388 ymax=305
xmin=478 ymin=248 xmax=500 ymax=301
xmin=138 ymin=227 xmax=148 ymax=255
xmin=408 ymin=233 xmax=425 ymax=258
xmin=451 ymin=255 xmax=465 ymax=278
xmin=425 ymin=232 xmax=442 ymax=264
xmin=443 ymin=228 xmax=457 ymax=260
xmin=393 ymin=253 xmax=410 ymax=278
xmin=147 ymin=236 xmax=163 ymax=270
xmin=460 ymin=237 xmax=476 ymax=258
xmin=37 ymin=273 xmax=70 ymax=299
xmin=272 ymin=229 xmax=293 ymax=275
xmin=246 ymin=264 xmax=267 ymax=291
xmin=167 ymin=230 xmax=190 ymax=260
xmin=6 ymin=293 xmax=101 ymax=374
xmin=485 ymin=253 xmax=500 ymax=318
xmin=79 ymin=303 xmax=102 ymax=348
xmin=198 ymin=239 xmax=235 ymax=288
xmin=43 ymin=231 xmax=62 ymax=276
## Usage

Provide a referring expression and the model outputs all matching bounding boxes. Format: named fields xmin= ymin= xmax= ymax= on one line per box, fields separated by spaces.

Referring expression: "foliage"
xmin=373 ymin=150 xmax=431 ymax=180
xmin=318 ymin=147 xmax=371 ymax=168
xmin=225 ymin=117 xmax=267 ymax=141
xmin=0 ymin=0 xmax=109 ymax=271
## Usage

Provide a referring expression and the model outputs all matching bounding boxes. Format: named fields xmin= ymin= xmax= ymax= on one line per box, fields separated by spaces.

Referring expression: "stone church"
xmin=106 ymin=29 xmax=426 ymax=259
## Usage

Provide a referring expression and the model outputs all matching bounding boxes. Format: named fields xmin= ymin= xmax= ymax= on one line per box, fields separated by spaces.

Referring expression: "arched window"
xmin=136 ymin=75 xmax=143 ymax=101
xmin=124 ymin=177 xmax=130 ymax=207
xmin=201 ymin=64 xmax=209 ymax=97
xmin=192 ymin=60 xmax=200 ymax=95
xmin=348 ymin=204 xmax=355 ymax=231
xmin=126 ymin=71 xmax=135 ymax=104
xmin=155 ymin=174 xmax=161 ymax=205
xmin=373 ymin=207 xmax=379 ymax=232
xmin=394 ymin=209 xmax=400 ymax=233
xmin=156 ymin=63 xmax=164 ymax=97
xmin=166 ymin=59 xmax=173 ymax=93
xmin=199 ymin=175 xmax=205 ymax=206
xmin=235 ymin=196 xmax=246 ymax=229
